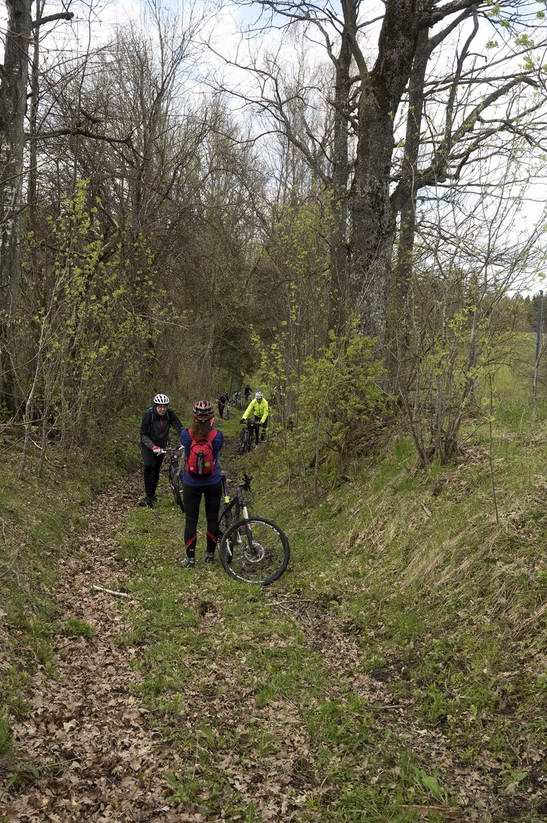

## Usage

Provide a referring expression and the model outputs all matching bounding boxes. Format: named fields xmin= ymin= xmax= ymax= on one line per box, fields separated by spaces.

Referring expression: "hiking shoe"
xmin=204 ymin=552 xmax=215 ymax=565
xmin=180 ymin=556 xmax=195 ymax=568
xmin=138 ymin=497 xmax=154 ymax=508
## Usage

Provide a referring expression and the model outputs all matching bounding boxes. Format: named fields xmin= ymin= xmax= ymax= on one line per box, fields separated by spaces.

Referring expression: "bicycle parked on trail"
xmin=218 ymin=472 xmax=290 ymax=585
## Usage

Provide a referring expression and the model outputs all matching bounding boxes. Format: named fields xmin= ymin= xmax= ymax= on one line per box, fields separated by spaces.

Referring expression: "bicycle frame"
xmin=220 ymin=473 xmax=252 ymax=524
xmin=218 ymin=471 xmax=290 ymax=585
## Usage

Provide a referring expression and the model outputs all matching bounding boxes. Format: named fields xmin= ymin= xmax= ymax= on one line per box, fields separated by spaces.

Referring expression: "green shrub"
xmin=296 ymin=332 xmax=389 ymax=471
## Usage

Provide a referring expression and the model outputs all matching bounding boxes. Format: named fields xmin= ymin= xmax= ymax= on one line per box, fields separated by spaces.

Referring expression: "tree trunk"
xmin=28 ymin=2 xmax=45 ymax=233
xmin=348 ymin=0 xmax=420 ymax=344
xmin=0 ymin=0 xmax=33 ymax=411
xmin=387 ymin=27 xmax=430 ymax=375
xmin=394 ymin=28 xmax=429 ymax=317
xmin=328 ymin=24 xmax=352 ymax=334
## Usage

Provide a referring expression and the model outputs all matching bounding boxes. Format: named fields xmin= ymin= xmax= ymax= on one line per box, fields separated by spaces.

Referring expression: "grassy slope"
xmin=0 ymin=418 xmax=139 ymax=763
xmin=114 ymin=346 xmax=545 ymax=822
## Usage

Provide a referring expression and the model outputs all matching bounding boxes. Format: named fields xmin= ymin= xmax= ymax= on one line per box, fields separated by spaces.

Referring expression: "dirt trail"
xmin=3 ymin=475 xmax=183 ymax=823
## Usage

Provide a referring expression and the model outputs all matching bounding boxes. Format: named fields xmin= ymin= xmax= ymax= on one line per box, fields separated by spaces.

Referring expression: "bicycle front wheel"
xmin=219 ymin=517 xmax=290 ymax=585
xmin=238 ymin=429 xmax=250 ymax=454
xmin=169 ymin=464 xmax=184 ymax=512
xmin=171 ymin=481 xmax=184 ymax=512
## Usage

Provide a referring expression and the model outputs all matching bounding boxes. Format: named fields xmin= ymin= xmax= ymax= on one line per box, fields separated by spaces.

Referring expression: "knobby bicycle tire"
xmin=219 ymin=516 xmax=290 ymax=586
xmin=238 ymin=429 xmax=252 ymax=454
xmin=169 ymin=463 xmax=184 ymax=512
xmin=171 ymin=482 xmax=184 ymax=512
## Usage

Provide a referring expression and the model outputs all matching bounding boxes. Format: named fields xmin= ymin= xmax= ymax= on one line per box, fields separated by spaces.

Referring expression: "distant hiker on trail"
xmin=139 ymin=394 xmax=184 ymax=508
xmin=179 ymin=400 xmax=224 ymax=568
xmin=241 ymin=390 xmax=269 ymax=445
xmin=217 ymin=392 xmax=229 ymax=419
xmin=244 ymin=385 xmax=252 ymax=403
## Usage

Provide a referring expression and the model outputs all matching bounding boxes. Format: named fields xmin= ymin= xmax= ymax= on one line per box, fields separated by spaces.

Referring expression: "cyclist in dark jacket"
xmin=217 ymin=392 xmax=229 ymax=419
xmin=139 ymin=393 xmax=183 ymax=507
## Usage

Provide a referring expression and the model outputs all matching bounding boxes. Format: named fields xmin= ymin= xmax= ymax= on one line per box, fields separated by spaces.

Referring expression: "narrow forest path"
xmin=3 ymin=474 xmax=186 ymax=822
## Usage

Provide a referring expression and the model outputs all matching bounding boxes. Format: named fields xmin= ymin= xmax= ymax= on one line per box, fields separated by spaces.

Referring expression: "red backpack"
xmin=186 ymin=429 xmax=217 ymax=476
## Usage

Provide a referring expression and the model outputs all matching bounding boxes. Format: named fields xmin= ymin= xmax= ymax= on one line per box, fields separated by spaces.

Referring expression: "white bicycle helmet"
xmin=153 ymin=393 xmax=170 ymax=405
xmin=255 ymin=391 xmax=263 ymax=400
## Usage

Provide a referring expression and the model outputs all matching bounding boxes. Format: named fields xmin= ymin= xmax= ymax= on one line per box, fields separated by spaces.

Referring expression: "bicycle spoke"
xmin=221 ymin=517 xmax=289 ymax=585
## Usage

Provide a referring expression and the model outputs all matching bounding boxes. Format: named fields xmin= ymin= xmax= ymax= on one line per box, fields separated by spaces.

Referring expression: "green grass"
xmin=0 ymin=711 xmax=13 ymax=757
xmin=60 ymin=618 xmax=94 ymax=639
xmin=114 ymin=436 xmax=490 ymax=818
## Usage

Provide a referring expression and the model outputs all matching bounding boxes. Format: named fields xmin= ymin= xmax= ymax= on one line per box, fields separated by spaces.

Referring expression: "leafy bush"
xmin=16 ymin=180 xmax=170 ymax=457
xmin=295 ymin=333 xmax=389 ymax=473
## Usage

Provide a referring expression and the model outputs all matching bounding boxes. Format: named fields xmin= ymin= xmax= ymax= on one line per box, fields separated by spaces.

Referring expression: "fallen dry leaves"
xmin=1 ymin=475 xmax=186 ymax=822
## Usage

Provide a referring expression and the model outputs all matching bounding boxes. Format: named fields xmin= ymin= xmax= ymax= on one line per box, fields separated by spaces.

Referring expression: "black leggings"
xmin=183 ymin=481 xmax=222 ymax=557
xmin=251 ymin=417 xmax=268 ymax=443
xmin=141 ymin=445 xmax=164 ymax=498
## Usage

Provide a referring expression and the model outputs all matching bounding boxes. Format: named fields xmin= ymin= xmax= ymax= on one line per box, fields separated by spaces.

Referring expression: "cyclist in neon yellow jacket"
xmin=241 ymin=391 xmax=269 ymax=444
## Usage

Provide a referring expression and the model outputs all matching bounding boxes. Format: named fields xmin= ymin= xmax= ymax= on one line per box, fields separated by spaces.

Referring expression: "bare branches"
xmin=32 ymin=11 xmax=74 ymax=28
xmin=26 ymin=127 xmax=136 ymax=147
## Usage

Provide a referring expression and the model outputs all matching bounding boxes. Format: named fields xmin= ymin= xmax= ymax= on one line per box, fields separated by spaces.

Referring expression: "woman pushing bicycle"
xmin=179 ymin=400 xmax=224 ymax=568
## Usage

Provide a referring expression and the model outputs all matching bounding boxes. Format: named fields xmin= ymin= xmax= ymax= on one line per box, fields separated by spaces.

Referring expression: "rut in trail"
xmin=3 ymin=474 xmax=185 ymax=823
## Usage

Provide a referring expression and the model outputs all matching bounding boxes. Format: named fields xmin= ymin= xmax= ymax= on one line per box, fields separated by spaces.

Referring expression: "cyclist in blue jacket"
xmin=179 ymin=400 xmax=224 ymax=568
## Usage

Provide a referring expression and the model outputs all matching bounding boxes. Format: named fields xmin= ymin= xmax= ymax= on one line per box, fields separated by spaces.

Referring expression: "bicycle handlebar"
xmin=221 ymin=472 xmax=253 ymax=490
xmin=156 ymin=445 xmax=184 ymax=455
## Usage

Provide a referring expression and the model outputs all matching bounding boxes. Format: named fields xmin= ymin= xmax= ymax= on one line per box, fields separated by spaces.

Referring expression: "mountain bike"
xmin=238 ymin=420 xmax=256 ymax=454
xmin=159 ymin=446 xmax=184 ymax=511
xmin=218 ymin=473 xmax=290 ymax=585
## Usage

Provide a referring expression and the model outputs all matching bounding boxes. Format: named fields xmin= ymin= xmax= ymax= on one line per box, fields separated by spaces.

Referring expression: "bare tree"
xmin=0 ymin=0 xmax=33 ymax=410
xmin=214 ymin=0 xmax=546 ymax=350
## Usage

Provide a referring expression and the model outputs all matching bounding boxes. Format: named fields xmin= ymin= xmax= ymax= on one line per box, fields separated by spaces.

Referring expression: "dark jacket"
xmin=140 ymin=407 xmax=184 ymax=450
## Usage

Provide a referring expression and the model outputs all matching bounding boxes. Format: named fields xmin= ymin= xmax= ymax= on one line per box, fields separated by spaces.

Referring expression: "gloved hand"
xmin=152 ymin=445 xmax=162 ymax=454
xmin=240 ymin=418 xmax=245 ymax=424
